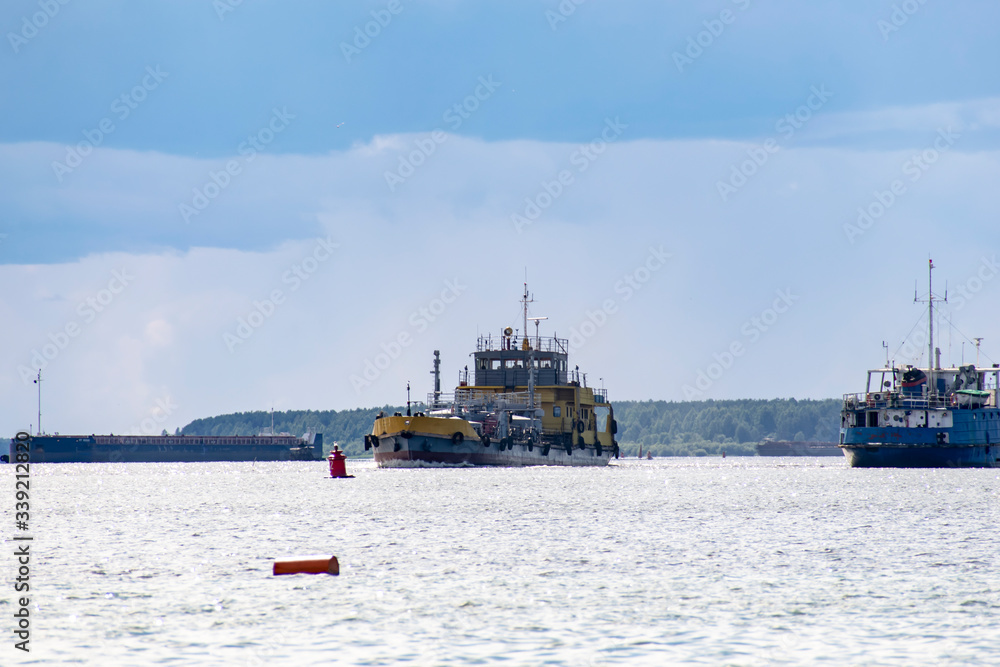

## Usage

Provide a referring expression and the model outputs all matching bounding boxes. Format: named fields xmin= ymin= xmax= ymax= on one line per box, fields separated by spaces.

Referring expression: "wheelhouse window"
xmin=594 ymin=405 xmax=610 ymax=432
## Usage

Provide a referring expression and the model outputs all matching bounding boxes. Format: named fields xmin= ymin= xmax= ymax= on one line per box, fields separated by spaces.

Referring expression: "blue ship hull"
xmin=840 ymin=441 xmax=998 ymax=468
xmin=7 ymin=434 xmax=321 ymax=463
xmin=840 ymin=415 xmax=1000 ymax=468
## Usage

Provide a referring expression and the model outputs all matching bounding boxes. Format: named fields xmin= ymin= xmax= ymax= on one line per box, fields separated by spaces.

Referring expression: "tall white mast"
xmin=521 ymin=281 xmax=533 ymax=349
xmin=34 ymin=369 xmax=42 ymax=435
xmin=928 ymin=259 xmax=934 ymax=393
xmin=915 ymin=259 xmax=945 ymax=398
xmin=922 ymin=259 xmax=946 ymax=394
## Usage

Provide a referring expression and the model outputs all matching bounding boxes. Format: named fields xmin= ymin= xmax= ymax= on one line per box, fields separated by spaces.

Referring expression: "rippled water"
xmin=4 ymin=457 xmax=999 ymax=665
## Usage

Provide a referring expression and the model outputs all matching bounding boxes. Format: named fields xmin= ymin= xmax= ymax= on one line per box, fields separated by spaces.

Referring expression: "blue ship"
xmin=840 ymin=260 xmax=1000 ymax=468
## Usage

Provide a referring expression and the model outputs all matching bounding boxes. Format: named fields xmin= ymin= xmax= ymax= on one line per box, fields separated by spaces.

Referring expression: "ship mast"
xmin=521 ymin=282 xmax=534 ymax=350
xmin=926 ymin=259 xmax=934 ymax=399
xmin=34 ymin=369 xmax=42 ymax=435
xmin=916 ymin=259 xmax=946 ymax=399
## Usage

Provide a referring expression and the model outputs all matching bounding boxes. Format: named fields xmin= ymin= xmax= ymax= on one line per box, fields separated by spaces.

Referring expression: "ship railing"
xmin=427 ymin=393 xmax=456 ymax=408
xmin=458 ymin=389 xmax=532 ymax=407
xmin=92 ymin=434 xmax=305 ymax=445
xmin=430 ymin=389 xmax=534 ymax=410
xmin=842 ymin=392 xmax=956 ymax=410
xmin=423 ymin=393 xmax=448 ymax=409
xmin=476 ymin=335 xmax=569 ymax=354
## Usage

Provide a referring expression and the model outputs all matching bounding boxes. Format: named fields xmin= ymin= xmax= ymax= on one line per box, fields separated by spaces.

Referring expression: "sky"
xmin=3 ymin=0 xmax=1000 ymax=437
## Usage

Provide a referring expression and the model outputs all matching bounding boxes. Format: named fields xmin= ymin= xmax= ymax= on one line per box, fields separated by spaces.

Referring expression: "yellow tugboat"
xmin=364 ymin=284 xmax=619 ymax=467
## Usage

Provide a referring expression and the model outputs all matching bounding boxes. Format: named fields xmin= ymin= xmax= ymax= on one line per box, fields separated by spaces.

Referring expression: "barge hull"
xmin=9 ymin=434 xmax=322 ymax=463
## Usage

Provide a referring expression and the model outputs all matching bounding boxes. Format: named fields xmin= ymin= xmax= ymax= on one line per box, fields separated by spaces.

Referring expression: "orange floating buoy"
xmin=327 ymin=444 xmax=354 ymax=478
xmin=273 ymin=555 xmax=340 ymax=576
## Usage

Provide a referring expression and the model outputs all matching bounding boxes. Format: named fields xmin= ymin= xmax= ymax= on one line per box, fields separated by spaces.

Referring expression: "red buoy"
xmin=273 ymin=555 xmax=339 ymax=576
xmin=328 ymin=444 xmax=353 ymax=478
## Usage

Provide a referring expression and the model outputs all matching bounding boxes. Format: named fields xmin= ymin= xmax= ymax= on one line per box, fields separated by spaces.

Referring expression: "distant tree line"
xmin=181 ymin=398 xmax=841 ymax=458
xmin=611 ymin=398 xmax=840 ymax=457
xmin=180 ymin=407 xmax=396 ymax=456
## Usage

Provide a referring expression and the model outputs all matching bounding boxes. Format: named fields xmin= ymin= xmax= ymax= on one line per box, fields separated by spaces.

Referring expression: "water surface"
xmin=4 ymin=457 xmax=998 ymax=664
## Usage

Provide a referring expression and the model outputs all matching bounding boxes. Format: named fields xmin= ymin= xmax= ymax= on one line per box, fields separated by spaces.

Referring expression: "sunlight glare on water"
xmin=6 ymin=458 xmax=1000 ymax=665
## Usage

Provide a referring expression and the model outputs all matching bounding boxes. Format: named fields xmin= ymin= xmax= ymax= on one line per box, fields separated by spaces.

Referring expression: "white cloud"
xmin=2 ymin=122 xmax=999 ymax=435
xmin=791 ymin=96 xmax=1000 ymax=146
xmin=144 ymin=319 xmax=174 ymax=347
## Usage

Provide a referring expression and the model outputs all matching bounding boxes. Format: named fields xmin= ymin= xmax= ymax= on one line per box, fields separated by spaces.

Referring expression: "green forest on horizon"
xmin=181 ymin=398 xmax=841 ymax=457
